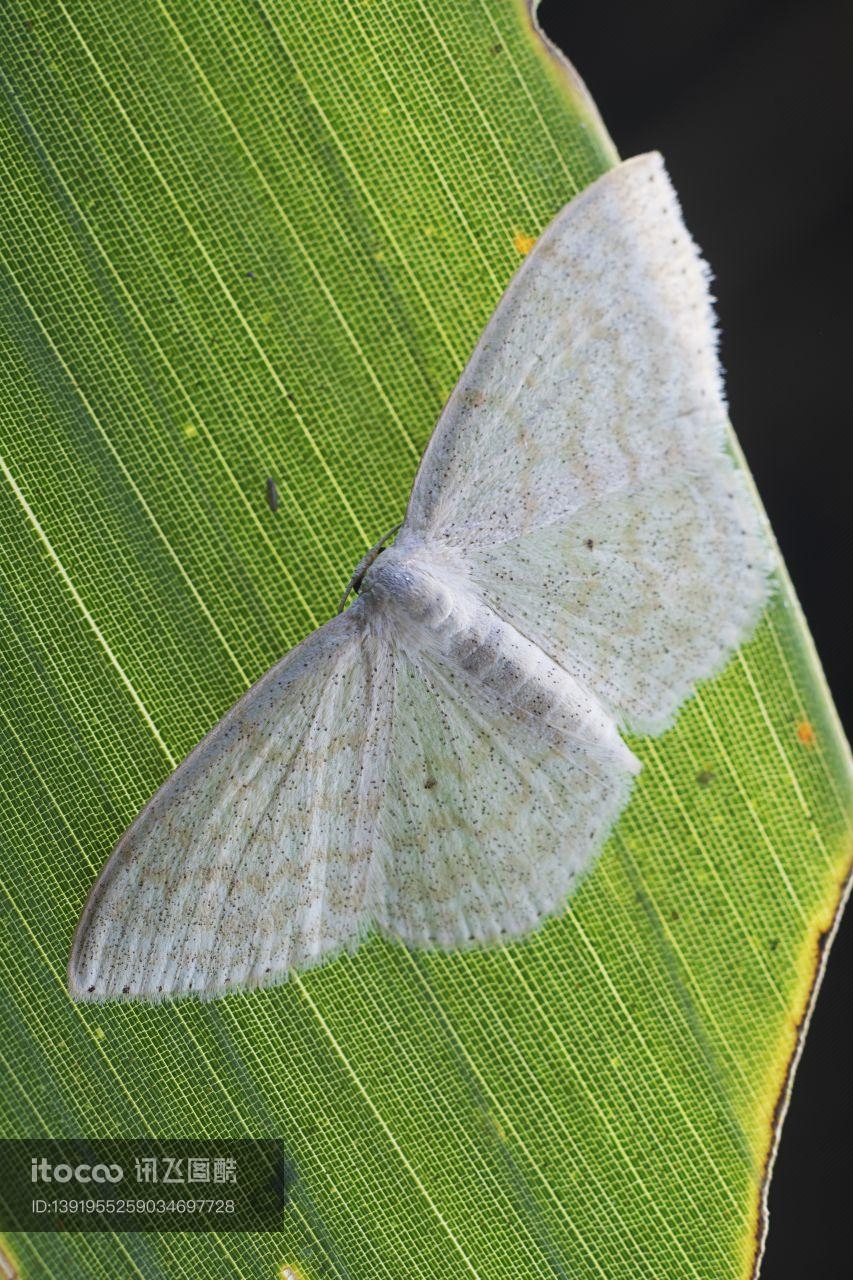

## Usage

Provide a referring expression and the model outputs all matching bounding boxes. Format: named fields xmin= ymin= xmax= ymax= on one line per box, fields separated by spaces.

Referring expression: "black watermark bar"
xmin=0 ymin=1140 xmax=286 ymax=1232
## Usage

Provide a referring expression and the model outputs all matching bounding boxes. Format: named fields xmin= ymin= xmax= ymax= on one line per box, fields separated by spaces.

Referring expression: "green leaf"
xmin=0 ymin=3 xmax=849 ymax=1277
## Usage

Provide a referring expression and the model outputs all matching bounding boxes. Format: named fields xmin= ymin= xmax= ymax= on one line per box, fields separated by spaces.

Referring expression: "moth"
xmin=69 ymin=153 xmax=770 ymax=1002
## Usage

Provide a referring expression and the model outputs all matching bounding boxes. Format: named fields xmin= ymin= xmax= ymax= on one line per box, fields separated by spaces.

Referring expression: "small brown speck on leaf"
xmin=796 ymin=720 xmax=816 ymax=747
xmin=424 ymin=776 xmax=437 ymax=790
xmin=696 ymin=769 xmax=715 ymax=788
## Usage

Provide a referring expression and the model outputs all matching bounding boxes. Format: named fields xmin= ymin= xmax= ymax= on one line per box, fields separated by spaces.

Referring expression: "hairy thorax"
xmin=359 ymin=545 xmax=639 ymax=774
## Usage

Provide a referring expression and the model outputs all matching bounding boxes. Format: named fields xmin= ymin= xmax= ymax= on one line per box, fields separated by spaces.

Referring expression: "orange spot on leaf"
xmin=796 ymin=720 xmax=816 ymax=746
xmin=513 ymin=230 xmax=536 ymax=256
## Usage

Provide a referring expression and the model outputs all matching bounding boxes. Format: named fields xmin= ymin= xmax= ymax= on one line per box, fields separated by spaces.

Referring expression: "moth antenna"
xmin=338 ymin=522 xmax=403 ymax=614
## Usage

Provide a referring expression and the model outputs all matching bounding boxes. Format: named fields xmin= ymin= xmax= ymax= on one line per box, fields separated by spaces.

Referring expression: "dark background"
xmin=537 ymin=2 xmax=851 ymax=1276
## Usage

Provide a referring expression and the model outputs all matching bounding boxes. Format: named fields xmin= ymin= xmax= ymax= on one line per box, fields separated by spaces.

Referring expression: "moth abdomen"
xmin=363 ymin=549 xmax=638 ymax=774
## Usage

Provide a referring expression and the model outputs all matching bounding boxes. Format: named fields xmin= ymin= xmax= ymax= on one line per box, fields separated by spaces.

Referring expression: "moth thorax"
xmin=360 ymin=548 xmax=455 ymax=628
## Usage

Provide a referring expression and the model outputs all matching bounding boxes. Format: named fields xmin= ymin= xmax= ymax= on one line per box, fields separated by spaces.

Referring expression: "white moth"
xmin=69 ymin=153 xmax=771 ymax=1002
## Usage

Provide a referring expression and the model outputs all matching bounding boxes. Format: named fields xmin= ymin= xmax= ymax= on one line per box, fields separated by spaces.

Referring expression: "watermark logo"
xmin=0 ymin=1140 xmax=287 ymax=1232
xmin=30 ymin=1158 xmax=123 ymax=1184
